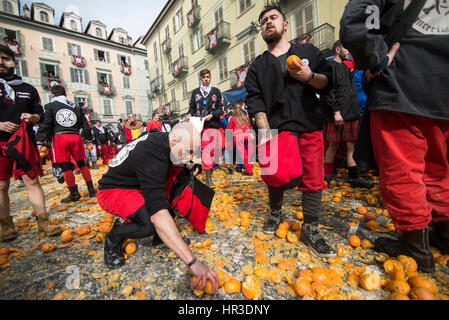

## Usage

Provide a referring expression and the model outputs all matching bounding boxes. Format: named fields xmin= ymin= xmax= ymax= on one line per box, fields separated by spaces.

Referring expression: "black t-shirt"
xmin=245 ymin=43 xmax=333 ymax=132
xmin=98 ymin=132 xmax=172 ymax=217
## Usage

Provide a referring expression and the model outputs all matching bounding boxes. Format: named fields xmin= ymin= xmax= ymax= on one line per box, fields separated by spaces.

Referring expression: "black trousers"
xmin=109 ymin=205 xmax=155 ymax=241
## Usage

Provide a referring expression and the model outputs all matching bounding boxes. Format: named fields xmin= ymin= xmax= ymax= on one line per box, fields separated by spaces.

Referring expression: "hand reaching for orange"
xmin=286 ymin=55 xmax=302 ymax=70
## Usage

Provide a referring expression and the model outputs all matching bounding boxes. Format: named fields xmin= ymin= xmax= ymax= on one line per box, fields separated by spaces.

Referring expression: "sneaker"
xmin=104 ymin=233 xmax=125 ymax=269
xmin=300 ymin=223 xmax=336 ymax=258
xmin=349 ymin=178 xmax=374 ymax=189
xmin=242 ymin=171 xmax=253 ymax=176
xmin=262 ymin=210 xmax=282 ymax=235
xmin=226 ymin=165 xmax=234 ymax=174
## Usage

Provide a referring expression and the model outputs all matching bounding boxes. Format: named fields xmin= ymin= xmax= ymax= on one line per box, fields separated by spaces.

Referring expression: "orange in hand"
xmin=286 ymin=55 xmax=301 ymax=69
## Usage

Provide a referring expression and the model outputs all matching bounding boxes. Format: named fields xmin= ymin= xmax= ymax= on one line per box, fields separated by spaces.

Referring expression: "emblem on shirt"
xmin=55 ymin=109 xmax=77 ymax=127
xmin=108 ymin=133 xmax=149 ymax=168
xmin=212 ymin=95 xmax=217 ymax=102
xmin=302 ymin=58 xmax=310 ymax=66
xmin=195 ymin=94 xmax=202 ymax=102
xmin=405 ymin=0 xmax=449 ymax=35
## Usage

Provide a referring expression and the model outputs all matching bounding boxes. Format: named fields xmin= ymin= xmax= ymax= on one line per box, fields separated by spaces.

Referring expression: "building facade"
xmin=0 ymin=1 xmax=151 ymax=125
xmin=142 ymin=0 xmax=348 ymax=120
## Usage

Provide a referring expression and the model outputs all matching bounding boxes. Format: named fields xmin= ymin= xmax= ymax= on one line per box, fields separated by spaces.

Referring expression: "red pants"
xmin=371 ymin=110 xmax=449 ymax=231
xmin=0 ymin=141 xmax=27 ymax=180
xmin=98 ymin=189 xmax=145 ymax=223
xmin=100 ymin=144 xmax=110 ymax=165
xmin=297 ymin=130 xmax=326 ymax=192
xmin=201 ymin=128 xmax=222 ymax=170
xmin=52 ymin=134 xmax=86 ymax=164
xmin=234 ymin=131 xmax=254 ymax=174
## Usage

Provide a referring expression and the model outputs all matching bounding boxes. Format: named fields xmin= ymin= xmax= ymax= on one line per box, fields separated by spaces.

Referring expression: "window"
xmin=118 ymin=55 xmax=130 ymax=66
xmin=42 ymin=36 xmax=54 ymax=52
xmin=217 ymin=55 xmax=228 ymax=81
xmin=40 ymin=11 xmax=49 ymax=23
xmin=238 ymin=0 xmax=253 ymax=16
xmin=41 ymin=63 xmax=57 ymax=77
xmin=119 ymin=36 xmax=127 ymax=44
xmin=293 ymin=2 xmax=315 ymax=38
xmin=97 ymin=72 xmax=112 ymax=85
xmin=75 ymin=97 xmax=87 ymax=107
xmin=72 ymin=68 xmax=85 ymax=83
xmin=2 ymin=0 xmax=13 ymax=14
xmin=213 ymin=5 xmax=224 ymax=26
xmin=165 ymin=25 xmax=170 ymax=39
xmin=167 ymin=52 xmax=172 ymax=72
xmin=144 ymin=59 xmax=149 ymax=72
xmin=68 ymin=43 xmax=82 ymax=56
xmin=181 ymin=80 xmax=188 ymax=99
xmin=3 ymin=28 xmax=19 ymax=43
xmin=70 ymin=20 xmax=77 ymax=30
xmin=174 ymin=7 xmax=184 ymax=32
xmin=95 ymin=27 xmax=103 ymax=38
xmin=190 ymin=25 xmax=203 ymax=53
xmin=103 ymin=99 xmax=113 ymax=115
xmin=178 ymin=42 xmax=184 ymax=58
xmin=123 ymin=75 xmax=130 ymax=89
xmin=94 ymin=49 xmax=109 ymax=62
xmin=124 ymin=100 xmax=134 ymax=115
xmin=242 ymin=38 xmax=256 ymax=64
xmin=171 ymin=87 xmax=176 ymax=102
xmin=153 ymin=42 xmax=158 ymax=62
xmin=15 ymin=59 xmax=21 ymax=76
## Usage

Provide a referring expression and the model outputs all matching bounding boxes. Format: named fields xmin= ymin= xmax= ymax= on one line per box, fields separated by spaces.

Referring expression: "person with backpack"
xmin=341 ymin=0 xmax=449 ymax=273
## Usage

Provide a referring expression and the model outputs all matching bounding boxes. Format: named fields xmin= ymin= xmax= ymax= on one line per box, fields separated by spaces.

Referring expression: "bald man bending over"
xmin=97 ymin=123 xmax=219 ymax=292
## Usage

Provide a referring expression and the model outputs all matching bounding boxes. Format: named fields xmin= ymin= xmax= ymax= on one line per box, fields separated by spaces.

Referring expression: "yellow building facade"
xmin=142 ymin=0 xmax=348 ymax=119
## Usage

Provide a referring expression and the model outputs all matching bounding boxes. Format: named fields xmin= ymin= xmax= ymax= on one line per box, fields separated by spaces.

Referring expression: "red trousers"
xmin=297 ymin=130 xmax=326 ymax=192
xmin=371 ymin=110 xmax=449 ymax=231
xmin=52 ymin=134 xmax=86 ymax=163
xmin=99 ymin=144 xmax=110 ymax=165
xmin=234 ymin=131 xmax=254 ymax=174
xmin=201 ymin=128 xmax=222 ymax=170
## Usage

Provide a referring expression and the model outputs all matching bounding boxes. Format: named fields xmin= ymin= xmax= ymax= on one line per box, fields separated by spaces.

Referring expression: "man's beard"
xmin=262 ymin=28 xmax=284 ymax=45
xmin=0 ymin=66 xmax=15 ymax=78
xmin=339 ymin=51 xmax=348 ymax=61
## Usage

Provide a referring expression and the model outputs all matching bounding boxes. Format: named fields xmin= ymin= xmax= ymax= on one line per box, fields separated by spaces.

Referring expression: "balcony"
xmin=150 ymin=75 xmax=163 ymax=95
xmin=291 ymin=23 xmax=335 ymax=57
xmin=172 ymin=56 xmax=189 ymax=78
xmin=187 ymin=4 xmax=201 ymax=28
xmin=230 ymin=64 xmax=251 ymax=89
xmin=169 ymin=101 xmax=180 ymax=115
xmin=205 ymin=20 xmax=231 ymax=53
xmin=161 ymin=37 xmax=172 ymax=55
xmin=97 ymin=83 xmax=116 ymax=96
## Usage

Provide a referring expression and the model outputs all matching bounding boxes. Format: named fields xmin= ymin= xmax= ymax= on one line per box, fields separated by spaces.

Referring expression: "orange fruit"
xmin=366 ymin=220 xmax=380 ymax=231
xmin=0 ymin=247 xmax=10 ymax=256
xmin=408 ymin=276 xmax=437 ymax=295
xmin=363 ymin=212 xmax=376 ymax=221
xmin=60 ymin=230 xmax=73 ymax=243
xmin=216 ymin=270 xmax=225 ymax=287
xmin=360 ymin=239 xmax=373 ymax=250
xmin=204 ymin=280 xmax=216 ymax=295
xmin=39 ymin=152 xmax=47 ymax=158
xmin=391 ymin=268 xmax=406 ymax=281
xmin=397 ymin=255 xmax=418 ymax=273
xmin=224 ymin=279 xmax=241 ymax=294
xmin=242 ymin=275 xmax=262 ymax=300
xmin=294 ymin=278 xmax=313 ymax=297
xmin=390 ymin=292 xmax=410 ymax=300
xmin=286 ymin=55 xmax=301 ymax=69
xmin=275 ymin=227 xmax=287 ymax=239
xmin=410 ymin=287 xmax=435 ymax=300
xmin=359 ymin=270 xmax=380 ymax=291
xmin=389 ymin=280 xmax=411 ymax=295
xmin=0 ymin=255 xmax=8 ymax=265
xmin=278 ymin=222 xmax=290 ymax=230
xmin=124 ymin=242 xmax=137 ymax=255
xmin=240 ymin=218 xmax=251 ymax=227
xmin=312 ymin=267 xmax=330 ymax=285
xmin=327 ymin=257 xmax=341 ymax=265
xmin=75 ymin=225 xmax=91 ymax=236
xmin=348 ymin=235 xmax=361 ymax=247
xmin=299 ymin=269 xmax=313 ymax=283
xmin=286 ymin=231 xmax=298 ymax=244
xmin=203 ymin=238 xmax=212 ymax=248
xmin=99 ymin=224 xmax=111 ymax=234
xmin=354 ymin=192 xmax=363 ymax=200
xmin=190 ymin=276 xmax=203 ymax=290
xmin=356 ymin=206 xmax=367 ymax=215
xmin=239 ymin=211 xmax=251 ymax=219
xmin=42 ymin=243 xmax=56 ymax=253
xmin=383 ymin=259 xmax=404 ymax=274
xmin=95 ymin=233 xmax=104 ymax=242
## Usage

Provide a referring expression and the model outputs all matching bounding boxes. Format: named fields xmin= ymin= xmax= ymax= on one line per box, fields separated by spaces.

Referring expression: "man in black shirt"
xmin=97 ymin=122 xmax=219 ymax=292
xmin=92 ymin=120 xmax=111 ymax=166
xmin=321 ymin=41 xmax=374 ymax=189
xmin=0 ymin=44 xmax=61 ymax=241
xmin=245 ymin=4 xmax=335 ymax=257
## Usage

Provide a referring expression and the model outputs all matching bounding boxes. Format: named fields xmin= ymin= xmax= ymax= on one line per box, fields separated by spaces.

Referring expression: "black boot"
xmin=205 ymin=170 xmax=214 ymax=187
xmin=429 ymin=220 xmax=449 ymax=255
xmin=86 ymin=180 xmax=97 ymax=197
xmin=262 ymin=209 xmax=282 ymax=235
xmin=86 ymin=161 xmax=91 ymax=169
xmin=226 ymin=165 xmax=234 ymax=174
xmin=349 ymin=178 xmax=374 ymax=189
xmin=104 ymin=232 xmax=125 ymax=269
xmin=300 ymin=222 xmax=336 ymax=258
xmin=91 ymin=162 xmax=98 ymax=170
xmin=61 ymin=185 xmax=81 ymax=203
xmin=374 ymin=227 xmax=435 ymax=273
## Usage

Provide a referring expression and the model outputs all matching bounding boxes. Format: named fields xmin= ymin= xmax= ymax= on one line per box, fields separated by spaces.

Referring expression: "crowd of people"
xmin=0 ymin=1 xmax=448 ymax=294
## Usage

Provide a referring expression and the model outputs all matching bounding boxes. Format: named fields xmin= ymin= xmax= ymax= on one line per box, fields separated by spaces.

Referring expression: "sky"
xmin=21 ymin=0 xmax=168 ymax=42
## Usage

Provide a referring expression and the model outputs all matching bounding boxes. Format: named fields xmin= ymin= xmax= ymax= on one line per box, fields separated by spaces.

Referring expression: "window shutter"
xmin=107 ymin=74 xmax=113 ymax=86
xmin=127 ymin=56 xmax=131 ymax=65
xmin=40 ymin=63 xmax=46 ymax=76
xmin=67 ymin=43 xmax=73 ymax=56
xmin=15 ymin=30 xmax=22 ymax=45
xmin=84 ymin=69 xmax=89 ymax=84
xmin=96 ymin=72 xmax=101 ymax=83
xmin=94 ymin=49 xmax=99 ymax=61
xmin=55 ymin=65 xmax=60 ymax=78
xmin=106 ymin=51 xmax=110 ymax=63
xmin=117 ymin=54 xmax=121 ymax=65
xmin=0 ymin=28 xmax=5 ymax=41
xmin=20 ymin=60 xmax=28 ymax=77
xmin=70 ymin=68 xmax=76 ymax=82
xmin=87 ymin=97 xmax=92 ymax=108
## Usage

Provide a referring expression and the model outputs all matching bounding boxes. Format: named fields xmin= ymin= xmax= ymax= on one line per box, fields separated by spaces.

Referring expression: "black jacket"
xmin=99 ymin=132 xmax=172 ymax=217
xmin=36 ymin=100 xmax=93 ymax=143
xmin=188 ymin=87 xmax=224 ymax=129
xmin=92 ymin=126 xmax=110 ymax=145
xmin=245 ymin=43 xmax=332 ymax=132
xmin=321 ymin=60 xmax=360 ymax=123
xmin=340 ymin=0 xmax=449 ymax=120
xmin=0 ymin=76 xmax=44 ymax=142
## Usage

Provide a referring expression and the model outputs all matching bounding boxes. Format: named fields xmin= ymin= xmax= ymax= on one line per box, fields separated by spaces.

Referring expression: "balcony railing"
xmin=172 ymin=56 xmax=189 ymax=78
xmin=150 ymin=75 xmax=163 ymax=95
xmin=291 ymin=23 xmax=335 ymax=57
xmin=230 ymin=64 xmax=251 ymax=89
xmin=170 ymin=101 xmax=180 ymax=114
xmin=161 ymin=37 xmax=172 ymax=55
xmin=205 ymin=20 xmax=231 ymax=53
xmin=41 ymin=75 xmax=63 ymax=89
xmin=187 ymin=4 xmax=201 ymax=28
xmin=97 ymin=83 xmax=116 ymax=96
